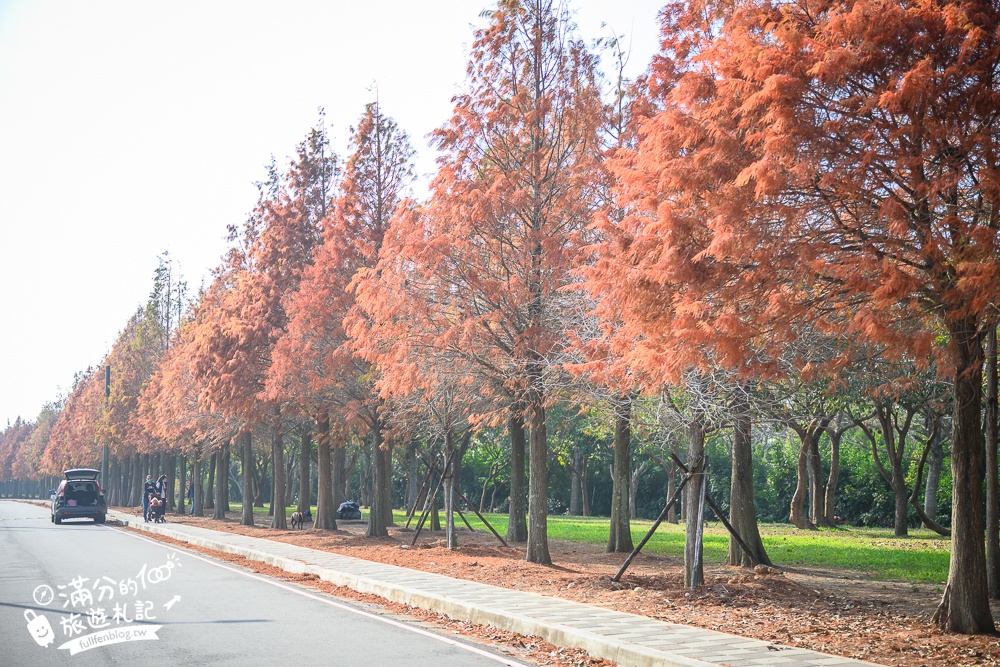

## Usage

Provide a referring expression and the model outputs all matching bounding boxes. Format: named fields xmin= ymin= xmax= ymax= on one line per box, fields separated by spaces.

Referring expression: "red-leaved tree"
xmin=372 ymin=0 xmax=603 ymax=564
xmin=590 ymin=0 xmax=1000 ymax=632
xmin=269 ymin=101 xmax=414 ymax=535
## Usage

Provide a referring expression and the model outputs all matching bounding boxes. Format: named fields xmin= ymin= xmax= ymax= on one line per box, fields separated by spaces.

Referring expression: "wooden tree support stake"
xmin=668 ymin=452 xmax=760 ymax=568
xmin=405 ymin=457 xmax=436 ymax=529
xmin=455 ymin=488 xmax=508 ymax=547
xmin=409 ymin=450 xmax=508 ymax=548
xmin=411 ymin=450 xmax=454 ymax=546
xmin=613 ymin=472 xmax=692 ymax=582
xmin=455 ymin=504 xmax=476 ymax=532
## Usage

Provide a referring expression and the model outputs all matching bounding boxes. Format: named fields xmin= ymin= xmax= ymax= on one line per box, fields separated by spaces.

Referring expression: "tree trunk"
xmin=808 ymin=430 xmax=825 ymax=527
xmin=569 ymin=446 xmax=582 ymax=516
xmin=823 ymin=428 xmax=842 ymax=526
xmin=359 ymin=447 xmax=372 ymax=507
xmin=124 ymin=457 xmax=132 ymax=506
xmin=165 ymin=455 xmax=176 ymax=511
xmin=727 ymin=398 xmax=771 ymax=567
xmin=986 ymin=325 xmax=999 ymax=599
xmin=191 ymin=457 xmax=204 ymax=517
xmin=444 ymin=431 xmax=469 ymax=549
xmin=480 ymin=465 xmax=498 ymax=513
xmin=107 ymin=457 xmax=118 ymax=507
xmin=876 ymin=406 xmax=910 ymax=538
xmin=666 ymin=460 xmax=677 ymax=524
xmin=298 ymin=424 xmax=311 ymax=513
xmin=213 ymin=447 xmax=227 ymax=520
xmin=269 ymin=456 xmax=278 ymax=515
xmin=580 ymin=456 xmax=590 ymax=517
xmin=684 ymin=418 xmax=706 ymax=589
xmin=629 ymin=463 xmax=644 ymax=520
xmin=131 ymin=454 xmax=142 ymax=507
xmin=789 ymin=427 xmax=817 ymax=530
xmin=224 ymin=448 xmax=232 ymax=510
xmin=121 ymin=457 xmax=128 ymax=506
xmin=431 ymin=493 xmax=441 ymax=531
xmin=117 ymin=457 xmax=127 ymax=506
xmin=115 ymin=457 xmax=124 ymax=506
xmin=507 ymin=408 xmax=528 ymax=543
xmin=176 ymin=455 xmax=186 ymax=515
xmin=676 ymin=443 xmax=686 ymax=522
xmin=125 ymin=460 xmax=133 ymax=508
xmin=379 ymin=437 xmax=393 ymax=529
xmin=205 ymin=452 xmax=216 ymax=510
xmin=406 ymin=444 xmax=420 ymax=513
xmin=924 ymin=425 xmax=944 ymax=527
xmin=240 ymin=429 xmax=254 ymax=526
xmin=445 ymin=431 xmax=457 ymax=548
xmin=892 ymin=461 xmax=909 ymax=538
xmin=284 ymin=446 xmax=295 ymax=508
xmin=333 ymin=443 xmax=347 ymax=507
xmin=865 ymin=404 xmax=911 ymax=538
xmin=933 ymin=316 xmax=995 ymax=633
xmin=526 ymin=392 xmax=551 ymax=565
xmin=367 ymin=419 xmax=392 ymax=537
xmin=254 ymin=455 xmax=266 ymax=508
xmin=270 ymin=416 xmax=287 ymax=529
xmin=141 ymin=454 xmax=151 ymax=505
xmin=315 ymin=415 xmax=337 ymax=530
xmin=608 ymin=396 xmax=634 ymax=553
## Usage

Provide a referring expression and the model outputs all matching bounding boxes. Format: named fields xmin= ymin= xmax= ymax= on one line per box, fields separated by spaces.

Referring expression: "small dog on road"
xmin=290 ymin=511 xmax=304 ymax=529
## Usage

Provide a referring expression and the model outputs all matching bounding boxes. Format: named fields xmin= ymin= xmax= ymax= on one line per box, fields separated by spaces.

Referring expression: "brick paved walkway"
xmin=108 ymin=510 xmax=881 ymax=667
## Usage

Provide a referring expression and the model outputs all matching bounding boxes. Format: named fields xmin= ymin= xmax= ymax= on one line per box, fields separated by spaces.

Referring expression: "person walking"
xmin=142 ymin=475 xmax=155 ymax=522
xmin=152 ymin=474 xmax=168 ymax=522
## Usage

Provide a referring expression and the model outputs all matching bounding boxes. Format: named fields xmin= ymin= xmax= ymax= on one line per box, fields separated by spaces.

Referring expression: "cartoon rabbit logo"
xmin=24 ymin=610 xmax=55 ymax=648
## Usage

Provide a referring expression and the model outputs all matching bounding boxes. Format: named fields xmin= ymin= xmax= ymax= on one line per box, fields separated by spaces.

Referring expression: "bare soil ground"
xmin=117 ymin=506 xmax=1000 ymax=667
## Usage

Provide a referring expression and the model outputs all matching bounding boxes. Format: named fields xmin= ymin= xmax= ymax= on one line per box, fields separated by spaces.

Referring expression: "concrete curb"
xmin=109 ymin=510 xmax=713 ymax=667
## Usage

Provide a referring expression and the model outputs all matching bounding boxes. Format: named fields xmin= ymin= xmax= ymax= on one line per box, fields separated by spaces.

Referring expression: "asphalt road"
xmin=0 ymin=500 xmax=527 ymax=667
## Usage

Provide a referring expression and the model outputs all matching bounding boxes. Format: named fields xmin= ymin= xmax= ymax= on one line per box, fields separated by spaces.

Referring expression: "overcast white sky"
xmin=0 ymin=0 xmax=663 ymax=427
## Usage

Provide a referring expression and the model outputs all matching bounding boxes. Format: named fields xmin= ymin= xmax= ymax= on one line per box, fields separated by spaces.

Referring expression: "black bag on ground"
xmin=337 ymin=501 xmax=362 ymax=520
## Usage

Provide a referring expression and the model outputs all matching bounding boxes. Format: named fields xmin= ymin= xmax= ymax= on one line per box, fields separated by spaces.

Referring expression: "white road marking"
xmin=109 ymin=525 xmax=529 ymax=667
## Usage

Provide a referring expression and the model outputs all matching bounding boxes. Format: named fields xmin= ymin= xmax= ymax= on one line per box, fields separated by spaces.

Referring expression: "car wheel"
xmin=95 ymin=515 xmax=105 ymax=524
xmin=54 ymin=516 xmax=62 ymax=525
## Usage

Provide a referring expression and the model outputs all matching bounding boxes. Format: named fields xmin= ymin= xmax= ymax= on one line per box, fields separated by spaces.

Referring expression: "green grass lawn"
xmin=396 ymin=509 xmax=951 ymax=584
xmin=215 ymin=503 xmax=951 ymax=584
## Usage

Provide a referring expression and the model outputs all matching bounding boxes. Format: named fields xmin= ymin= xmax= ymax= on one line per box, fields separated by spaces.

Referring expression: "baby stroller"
xmin=337 ymin=500 xmax=362 ymax=521
xmin=148 ymin=494 xmax=166 ymax=523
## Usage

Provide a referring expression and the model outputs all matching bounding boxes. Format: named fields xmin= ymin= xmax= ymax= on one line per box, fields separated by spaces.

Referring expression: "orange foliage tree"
xmin=355 ymin=229 xmax=494 ymax=547
xmin=0 ymin=418 xmax=36 ymax=495
xmin=188 ymin=120 xmax=333 ymax=528
xmin=369 ymin=0 xmax=603 ymax=564
xmin=93 ymin=256 xmax=185 ymax=506
xmin=589 ymin=0 xmax=1000 ymax=633
xmin=139 ymin=294 xmax=237 ymax=515
xmin=44 ymin=368 xmax=105 ymax=475
xmin=269 ymin=101 xmax=414 ymax=535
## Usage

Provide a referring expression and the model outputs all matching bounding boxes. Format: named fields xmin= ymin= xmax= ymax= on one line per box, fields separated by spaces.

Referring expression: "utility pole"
xmin=102 ymin=365 xmax=110 ymax=490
